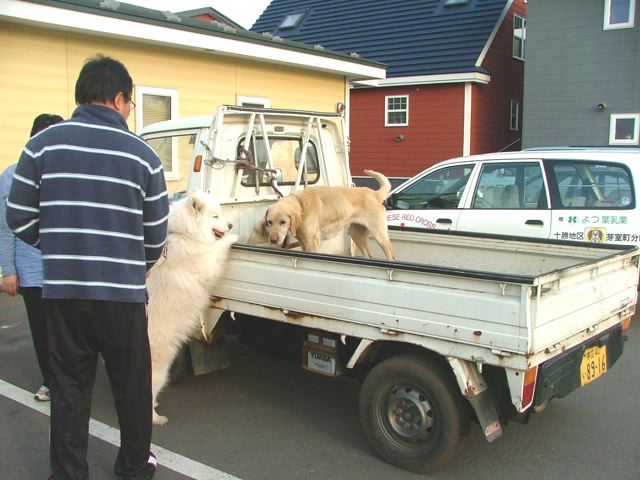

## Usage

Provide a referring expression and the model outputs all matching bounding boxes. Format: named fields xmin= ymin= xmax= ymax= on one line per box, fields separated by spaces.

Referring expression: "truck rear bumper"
xmin=533 ymin=324 xmax=624 ymax=407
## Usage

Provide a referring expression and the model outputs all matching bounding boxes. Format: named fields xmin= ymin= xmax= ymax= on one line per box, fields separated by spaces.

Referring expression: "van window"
xmin=239 ymin=137 xmax=320 ymax=187
xmin=548 ymin=161 xmax=633 ymax=208
xmin=392 ymin=164 xmax=473 ymax=209
xmin=472 ymin=163 xmax=545 ymax=209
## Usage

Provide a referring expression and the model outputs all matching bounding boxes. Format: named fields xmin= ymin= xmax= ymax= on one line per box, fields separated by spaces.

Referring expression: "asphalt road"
xmin=1 ymin=292 xmax=639 ymax=480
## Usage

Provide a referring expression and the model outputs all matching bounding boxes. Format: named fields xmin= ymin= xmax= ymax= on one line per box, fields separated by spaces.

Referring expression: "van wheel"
xmin=358 ymin=353 xmax=469 ymax=473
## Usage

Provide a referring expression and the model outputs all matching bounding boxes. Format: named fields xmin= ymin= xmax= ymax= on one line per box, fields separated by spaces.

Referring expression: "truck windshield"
xmin=146 ymin=133 xmax=197 ymax=201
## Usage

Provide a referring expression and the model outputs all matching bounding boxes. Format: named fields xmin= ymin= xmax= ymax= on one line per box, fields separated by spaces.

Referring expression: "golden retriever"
xmin=263 ymin=170 xmax=395 ymax=260
xmin=146 ymin=189 xmax=238 ymax=426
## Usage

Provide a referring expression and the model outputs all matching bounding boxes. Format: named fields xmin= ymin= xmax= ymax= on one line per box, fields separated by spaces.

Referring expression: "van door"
xmin=386 ymin=163 xmax=476 ymax=230
xmin=456 ymin=161 xmax=552 ymax=238
xmin=545 ymin=160 xmax=636 ymax=244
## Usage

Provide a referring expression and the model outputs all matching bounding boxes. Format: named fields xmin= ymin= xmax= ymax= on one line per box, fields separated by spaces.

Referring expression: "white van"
xmin=385 ymin=148 xmax=640 ymax=245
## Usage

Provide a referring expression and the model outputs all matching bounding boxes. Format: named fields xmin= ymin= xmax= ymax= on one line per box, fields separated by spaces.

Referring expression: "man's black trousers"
xmin=47 ymin=299 xmax=153 ymax=480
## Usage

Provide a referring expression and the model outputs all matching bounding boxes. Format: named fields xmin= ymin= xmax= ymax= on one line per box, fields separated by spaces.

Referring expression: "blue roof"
xmin=251 ymin=0 xmax=510 ymax=77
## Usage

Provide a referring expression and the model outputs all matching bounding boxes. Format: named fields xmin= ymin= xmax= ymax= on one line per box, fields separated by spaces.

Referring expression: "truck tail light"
xmin=522 ymin=366 xmax=538 ymax=410
xmin=193 ymin=154 xmax=203 ymax=172
xmin=622 ymin=315 xmax=632 ymax=335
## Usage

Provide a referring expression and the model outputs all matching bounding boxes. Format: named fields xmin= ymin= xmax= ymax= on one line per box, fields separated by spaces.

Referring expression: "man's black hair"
xmin=30 ymin=113 xmax=64 ymax=137
xmin=75 ymin=54 xmax=133 ymax=106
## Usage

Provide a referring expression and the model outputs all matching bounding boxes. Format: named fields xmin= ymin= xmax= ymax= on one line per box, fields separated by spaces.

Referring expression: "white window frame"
xmin=609 ymin=114 xmax=640 ymax=145
xmin=237 ymin=95 xmax=271 ymax=108
xmin=510 ymin=100 xmax=520 ymax=131
xmin=604 ymin=0 xmax=636 ymax=30
xmin=385 ymin=95 xmax=409 ymax=127
xmin=135 ymin=87 xmax=179 ymax=178
xmin=513 ymin=14 xmax=526 ymax=60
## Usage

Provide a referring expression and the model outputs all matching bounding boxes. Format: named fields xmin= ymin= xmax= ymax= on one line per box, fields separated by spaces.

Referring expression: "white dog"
xmin=146 ymin=189 xmax=238 ymax=426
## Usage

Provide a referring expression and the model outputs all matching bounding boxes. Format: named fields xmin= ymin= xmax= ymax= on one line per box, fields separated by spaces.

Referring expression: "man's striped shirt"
xmin=6 ymin=104 xmax=169 ymax=303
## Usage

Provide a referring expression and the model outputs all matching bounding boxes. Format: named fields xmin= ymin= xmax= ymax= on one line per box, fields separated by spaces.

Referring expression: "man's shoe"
xmin=34 ymin=385 xmax=51 ymax=402
xmin=114 ymin=452 xmax=157 ymax=479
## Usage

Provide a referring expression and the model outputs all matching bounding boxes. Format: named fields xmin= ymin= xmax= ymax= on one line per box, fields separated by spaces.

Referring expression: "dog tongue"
xmin=214 ymin=230 xmax=225 ymax=238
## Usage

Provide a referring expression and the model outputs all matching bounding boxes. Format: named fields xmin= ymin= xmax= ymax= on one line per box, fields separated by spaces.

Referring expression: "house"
xmin=522 ymin=0 xmax=640 ymax=148
xmin=0 ymin=0 xmax=385 ymax=194
xmin=252 ymin=0 xmax=527 ymax=184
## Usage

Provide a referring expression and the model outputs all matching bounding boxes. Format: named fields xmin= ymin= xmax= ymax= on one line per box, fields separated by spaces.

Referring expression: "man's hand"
xmin=1 ymin=274 xmax=19 ymax=296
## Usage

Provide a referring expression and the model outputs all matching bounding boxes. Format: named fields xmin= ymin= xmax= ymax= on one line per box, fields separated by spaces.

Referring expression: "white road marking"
xmin=0 ymin=378 xmax=243 ymax=480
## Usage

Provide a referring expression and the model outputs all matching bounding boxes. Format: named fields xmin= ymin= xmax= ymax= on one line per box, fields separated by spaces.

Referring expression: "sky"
xmin=122 ymin=1 xmax=272 ymax=29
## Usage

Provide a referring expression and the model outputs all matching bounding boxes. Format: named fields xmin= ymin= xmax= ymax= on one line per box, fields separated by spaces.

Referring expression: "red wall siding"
xmin=471 ymin=0 xmax=526 ymax=154
xmin=348 ymin=0 xmax=526 ymax=180
xmin=350 ymin=85 xmax=465 ymax=179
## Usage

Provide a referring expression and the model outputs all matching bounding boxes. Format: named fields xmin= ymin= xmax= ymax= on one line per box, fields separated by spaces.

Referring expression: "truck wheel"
xmin=359 ymin=353 xmax=470 ymax=473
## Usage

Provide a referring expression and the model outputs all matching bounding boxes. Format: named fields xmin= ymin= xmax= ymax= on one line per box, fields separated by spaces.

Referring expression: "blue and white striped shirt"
xmin=6 ymin=104 xmax=169 ymax=303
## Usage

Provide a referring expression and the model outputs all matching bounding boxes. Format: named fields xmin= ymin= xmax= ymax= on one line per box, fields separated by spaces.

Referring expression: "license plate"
xmin=580 ymin=345 xmax=607 ymax=386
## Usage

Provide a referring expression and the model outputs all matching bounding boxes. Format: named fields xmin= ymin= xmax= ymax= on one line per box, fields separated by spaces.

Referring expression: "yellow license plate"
xmin=580 ymin=345 xmax=607 ymax=386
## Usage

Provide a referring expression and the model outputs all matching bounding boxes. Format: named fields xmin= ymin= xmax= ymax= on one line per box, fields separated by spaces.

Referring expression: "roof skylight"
xmin=279 ymin=12 xmax=306 ymax=29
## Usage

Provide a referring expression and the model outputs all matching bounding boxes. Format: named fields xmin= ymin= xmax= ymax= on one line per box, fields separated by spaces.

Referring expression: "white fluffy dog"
xmin=147 ymin=189 xmax=238 ymax=426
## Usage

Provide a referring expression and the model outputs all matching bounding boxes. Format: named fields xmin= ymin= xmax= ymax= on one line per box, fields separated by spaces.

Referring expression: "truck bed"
xmin=209 ymin=229 xmax=638 ymax=370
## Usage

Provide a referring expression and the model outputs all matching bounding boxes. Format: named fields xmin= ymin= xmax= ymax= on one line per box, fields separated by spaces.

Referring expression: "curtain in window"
xmin=144 ymin=94 xmax=172 ymax=171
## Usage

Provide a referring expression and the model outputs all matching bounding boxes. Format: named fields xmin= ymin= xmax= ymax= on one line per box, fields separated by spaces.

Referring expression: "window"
xmin=385 ymin=95 xmax=408 ymax=126
xmin=391 ymin=165 xmax=473 ymax=210
xmin=145 ymin=133 xmax=196 ymax=199
xmin=604 ymin=0 xmax=636 ymax=29
xmin=472 ymin=163 xmax=545 ymax=209
xmin=237 ymin=95 xmax=271 ymax=108
xmin=513 ymin=14 xmax=526 ymax=60
xmin=510 ymin=100 xmax=520 ymax=131
xmin=135 ymin=87 xmax=179 ymax=178
xmin=279 ymin=12 xmax=305 ymax=29
xmin=550 ymin=161 xmax=633 ymax=208
xmin=239 ymin=137 xmax=319 ymax=187
xmin=609 ymin=114 xmax=640 ymax=145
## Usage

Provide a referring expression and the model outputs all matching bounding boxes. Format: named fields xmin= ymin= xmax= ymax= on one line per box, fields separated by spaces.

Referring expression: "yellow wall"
xmin=0 ymin=21 xmax=347 ymax=172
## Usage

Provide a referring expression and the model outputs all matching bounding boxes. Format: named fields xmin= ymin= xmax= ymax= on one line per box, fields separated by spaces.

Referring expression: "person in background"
xmin=6 ymin=54 xmax=169 ymax=480
xmin=0 ymin=113 xmax=63 ymax=402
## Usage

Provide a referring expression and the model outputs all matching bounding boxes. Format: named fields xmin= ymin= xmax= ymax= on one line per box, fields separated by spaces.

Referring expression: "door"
xmin=545 ymin=160 xmax=637 ymax=244
xmin=386 ymin=163 xmax=475 ymax=231
xmin=456 ymin=161 xmax=552 ymax=238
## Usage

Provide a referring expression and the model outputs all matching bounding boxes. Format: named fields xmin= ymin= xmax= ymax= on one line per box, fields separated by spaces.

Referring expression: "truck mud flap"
xmin=533 ymin=324 xmax=624 ymax=407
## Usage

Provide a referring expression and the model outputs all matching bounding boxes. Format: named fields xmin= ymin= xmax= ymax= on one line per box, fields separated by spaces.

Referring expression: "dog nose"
xmin=228 ymin=222 xmax=233 ymax=230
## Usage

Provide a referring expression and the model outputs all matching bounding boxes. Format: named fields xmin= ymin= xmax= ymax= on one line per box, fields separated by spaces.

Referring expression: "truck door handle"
xmin=525 ymin=220 xmax=544 ymax=226
xmin=436 ymin=218 xmax=453 ymax=224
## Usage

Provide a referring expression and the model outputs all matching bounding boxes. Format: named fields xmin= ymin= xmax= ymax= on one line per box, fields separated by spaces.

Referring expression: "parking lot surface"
xmin=1 ymin=293 xmax=639 ymax=479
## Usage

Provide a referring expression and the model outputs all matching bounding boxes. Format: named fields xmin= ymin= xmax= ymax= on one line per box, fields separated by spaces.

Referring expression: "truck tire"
xmin=358 ymin=353 xmax=470 ymax=473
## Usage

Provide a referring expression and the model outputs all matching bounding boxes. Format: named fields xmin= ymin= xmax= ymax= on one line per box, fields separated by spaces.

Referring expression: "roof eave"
xmin=354 ymin=72 xmax=491 ymax=88
xmin=0 ymin=0 xmax=386 ymax=82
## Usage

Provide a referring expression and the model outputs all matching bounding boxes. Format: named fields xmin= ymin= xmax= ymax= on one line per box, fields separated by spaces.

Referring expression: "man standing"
xmin=6 ymin=55 xmax=169 ymax=480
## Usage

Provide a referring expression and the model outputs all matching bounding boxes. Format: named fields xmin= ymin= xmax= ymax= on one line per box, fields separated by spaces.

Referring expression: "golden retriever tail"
xmin=363 ymin=169 xmax=392 ymax=202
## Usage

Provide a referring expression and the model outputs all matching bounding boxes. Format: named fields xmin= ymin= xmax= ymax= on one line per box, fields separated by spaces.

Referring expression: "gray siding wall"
xmin=522 ymin=0 xmax=640 ymax=148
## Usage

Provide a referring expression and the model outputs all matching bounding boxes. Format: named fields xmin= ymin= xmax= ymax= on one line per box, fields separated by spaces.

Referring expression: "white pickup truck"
xmin=141 ymin=106 xmax=638 ymax=473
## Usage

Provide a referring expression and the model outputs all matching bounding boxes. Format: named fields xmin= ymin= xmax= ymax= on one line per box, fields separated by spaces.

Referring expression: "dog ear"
xmin=190 ymin=192 xmax=204 ymax=214
xmin=260 ymin=210 xmax=269 ymax=236
xmin=289 ymin=213 xmax=300 ymax=236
